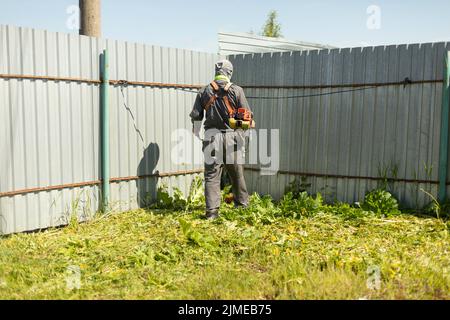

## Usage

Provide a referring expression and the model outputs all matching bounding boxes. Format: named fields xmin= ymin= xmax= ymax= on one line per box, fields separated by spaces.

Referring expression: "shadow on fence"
xmin=136 ymin=142 xmax=160 ymax=208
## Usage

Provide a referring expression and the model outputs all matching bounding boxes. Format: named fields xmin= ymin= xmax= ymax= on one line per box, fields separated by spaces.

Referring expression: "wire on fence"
xmin=0 ymin=73 xmax=442 ymax=100
xmin=171 ymin=77 xmax=438 ymax=100
xmin=116 ymin=82 xmax=145 ymax=146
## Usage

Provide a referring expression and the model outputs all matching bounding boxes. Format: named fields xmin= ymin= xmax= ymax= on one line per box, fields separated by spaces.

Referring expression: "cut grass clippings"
xmin=0 ymin=199 xmax=448 ymax=299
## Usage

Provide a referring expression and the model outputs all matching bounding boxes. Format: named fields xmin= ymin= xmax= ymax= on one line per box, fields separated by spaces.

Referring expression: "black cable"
xmin=245 ymin=85 xmax=379 ymax=100
xmin=174 ymin=84 xmax=382 ymax=99
xmin=119 ymin=85 xmax=145 ymax=145
xmin=173 ymin=77 xmax=415 ymax=100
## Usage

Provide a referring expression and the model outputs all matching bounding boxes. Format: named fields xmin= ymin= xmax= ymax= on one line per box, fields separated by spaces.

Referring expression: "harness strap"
xmin=222 ymin=96 xmax=235 ymax=116
xmin=203 ymin=81 xmax=219 ymax=111
xmin=224 ymin=82 xmax=232 ymax=92
xmin=203 ymin=81 xmax=235 ymax=116
xmin=203 ymin=94 xmax=217 ymax=112
xmin=210 ymin=81 xmax=220 ymax=91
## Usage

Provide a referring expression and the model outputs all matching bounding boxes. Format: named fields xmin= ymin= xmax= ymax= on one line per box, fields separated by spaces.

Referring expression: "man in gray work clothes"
xmin=190 ymin=60 xmax=252 ymax=219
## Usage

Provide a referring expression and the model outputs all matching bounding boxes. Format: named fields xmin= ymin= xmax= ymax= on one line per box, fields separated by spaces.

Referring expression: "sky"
xmin=1 ymin=0 xmax=450 ymax=53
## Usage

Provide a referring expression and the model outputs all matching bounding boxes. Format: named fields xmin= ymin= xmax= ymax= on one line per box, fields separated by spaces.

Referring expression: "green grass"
xmin=0 ymin=190 xmax=449 ymax=300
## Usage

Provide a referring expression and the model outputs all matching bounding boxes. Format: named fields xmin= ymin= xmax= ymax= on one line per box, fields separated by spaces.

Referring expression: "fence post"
xmin=438 ymin=51 xmax=450 ymax=203
xmin=100 ymin=49 xmax=110 ymax=210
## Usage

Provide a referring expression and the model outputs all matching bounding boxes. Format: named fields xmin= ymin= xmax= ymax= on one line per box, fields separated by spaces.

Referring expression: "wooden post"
xmin=79 ymin=0 xmax=101 ymax=37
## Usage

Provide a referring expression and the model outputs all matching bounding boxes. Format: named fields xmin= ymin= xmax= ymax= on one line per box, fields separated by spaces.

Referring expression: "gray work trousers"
xmin=203 ymin=130 xmax=249 ymax=214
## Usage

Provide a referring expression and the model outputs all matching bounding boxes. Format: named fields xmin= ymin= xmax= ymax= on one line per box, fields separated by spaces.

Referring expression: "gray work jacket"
xmin=190 ymin=80 xmax=251 ymax=131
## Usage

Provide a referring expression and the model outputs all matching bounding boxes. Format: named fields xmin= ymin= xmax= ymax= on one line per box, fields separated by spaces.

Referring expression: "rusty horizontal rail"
xmin=244 ymin=167 xmax=441 ymax=185
xmin=0 ymin=73 xmax=203 ymax=89
xmin=0 ymin=73 xmax=443 ymax=91
xmin=1 ymin=166 xmax=444 ymax=198
xmin=109 ymin=169 xmax=204 ymax=183
xmin=0 ymin=73 xmax=101 ymax=84
xmin=0 ymin=180 xmax=102 ymax=198
xmin=0 ymin=169 xmax=204 ymax=198
xmin=109 ymin=79 xmax=202 ymax=89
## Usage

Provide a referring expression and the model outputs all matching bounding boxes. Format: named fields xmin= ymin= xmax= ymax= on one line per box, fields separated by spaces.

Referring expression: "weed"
xmin=178 ymin=218 xmax=215 ymax=249
xmin=152 ymin=185 xmax=187 ymax=211
xmin=420 ymin=188 xmax=450 ymax=220
xmin=278 ymin=192 xmax=323 ymax=219
xmin=362 ymin=189 xmax=400 ymax=216
xmin=285 ymin=177 xmax=311 ymax=198
xmin=377 ymin=161 xmax=399 ymax=192
xmin=186 ymin=177 xmax=205 ymax=211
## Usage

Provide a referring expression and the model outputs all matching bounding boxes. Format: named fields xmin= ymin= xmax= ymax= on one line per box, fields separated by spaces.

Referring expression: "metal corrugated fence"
xmin=2 ymin=25 xmax=449 ymax=235
xmin=0 ymin=25 xmax=220 ymax=235
xmin=230 ymin=43 xmax=450 ymax=208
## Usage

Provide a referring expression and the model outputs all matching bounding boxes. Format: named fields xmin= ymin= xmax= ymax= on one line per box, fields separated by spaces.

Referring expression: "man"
xmin=190 ymin=59 xmax=253 ymax=219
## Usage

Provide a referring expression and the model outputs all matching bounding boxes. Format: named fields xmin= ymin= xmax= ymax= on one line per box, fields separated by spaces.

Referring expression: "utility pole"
xmin=79 ymin=0 xmax=101 ymax=37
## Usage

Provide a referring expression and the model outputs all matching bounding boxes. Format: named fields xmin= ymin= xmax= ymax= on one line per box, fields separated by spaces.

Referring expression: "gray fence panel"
xmin=2 ymin=24 xmax=450 ymax=234
xmin=0 ymin=26 xmax=103 ymax=234
xmin=0 ymin=25 xmax=219 ymax=234
xmin=230 ymin=42 xmax=450 ymax=208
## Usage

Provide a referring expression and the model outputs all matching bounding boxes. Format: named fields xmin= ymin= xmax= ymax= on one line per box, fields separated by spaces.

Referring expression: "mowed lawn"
xmin=0 ymin=196 xmax=448 ymax=300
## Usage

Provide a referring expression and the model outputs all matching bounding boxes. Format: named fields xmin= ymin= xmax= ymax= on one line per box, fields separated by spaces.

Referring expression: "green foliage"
xmin=0 ymin=177 xmax=448 ymax=300
xmin=221 ymin=193 xmax=278 ymax=225
xmin=377 ymin=162 xmax=399 ymax=191
xmin=423 ymin=201 xmax=441 ymax=219
xmin=326 ymin=202 xmax=374 ymax=220
xmin=220 ymin=190 xmax=325 ymax=223
xmin=421 ymin=189 xmax=450 ymax=220
xmin=151 ymin=177 xmax=408 ymax=223
xmin=261 ymin=10 xmax=282 ymax=38
xmin=154 ymin=184 xmax=174 ymax=209
xmin=362 ymin=189 xmax=400 ymax=216
xmin=153 ymin=176 xmax=205 ymax=211
xmin=151 ymin=177 xmax=447 ymax=224
xmin=285 ymin=177 xmax=311 ymax=198
xmin=178 ymin=218 xmax=215 ymax=249
xmin=153 ymin=185 xmax=187 ymax=210
xmin=437 ymin=202 xmax=450 ymax=219
xmin=186 ymin=177 xmax=205 ymax=211
xmin=221 ymin=184 xmax=232 ymax=199
xmin=172 ymin=188 xmax=188 ymax=210
xmin=278 ymin=192 xmax=323 ymax=218
xmin=1 ymin=205 xmax=448 ymax=299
